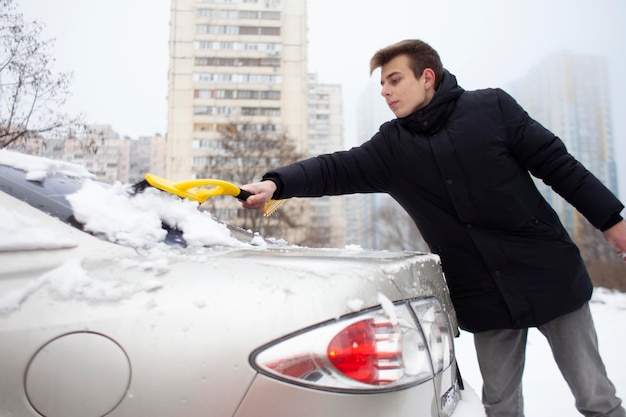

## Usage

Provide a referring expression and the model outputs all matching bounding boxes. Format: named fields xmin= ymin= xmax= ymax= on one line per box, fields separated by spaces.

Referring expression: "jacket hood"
xmin=398 ymin=70 xmax=465 ymax=135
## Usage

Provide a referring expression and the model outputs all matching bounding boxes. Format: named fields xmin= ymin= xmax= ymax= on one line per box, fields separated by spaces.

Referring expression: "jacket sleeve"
xmin=262 ymin=130 xmax=394 ymax=199
xmin=497 ymin=89 xmax=624 ymax=230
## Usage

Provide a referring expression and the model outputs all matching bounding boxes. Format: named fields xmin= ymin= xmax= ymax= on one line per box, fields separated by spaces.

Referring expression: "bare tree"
xmin=0 ymin=0 xmax=78 ymax=149
xmin=374 ymin=195 xmax=429 ymax=252
xmin=197 ymin=121 xmax=310 ymax=242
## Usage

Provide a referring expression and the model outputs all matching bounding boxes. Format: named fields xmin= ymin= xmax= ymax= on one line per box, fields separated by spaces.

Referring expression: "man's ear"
xmin=423 ymin=68 xmax=436 ymax=89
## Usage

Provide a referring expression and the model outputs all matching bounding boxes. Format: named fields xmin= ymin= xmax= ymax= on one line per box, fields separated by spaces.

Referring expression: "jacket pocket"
xmin=515 ymin=205 xmax=565 ymax=240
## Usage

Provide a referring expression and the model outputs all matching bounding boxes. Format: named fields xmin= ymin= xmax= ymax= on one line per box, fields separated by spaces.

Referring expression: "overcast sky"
xmin=16 ymin=0 xmax=626 ymax=197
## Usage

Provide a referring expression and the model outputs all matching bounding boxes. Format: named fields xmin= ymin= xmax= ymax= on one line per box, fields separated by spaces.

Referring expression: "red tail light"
xmin=252 ymin=297 xmax=453 ymax=392
xmin=327 ymin=319 xmax=378 ymax=384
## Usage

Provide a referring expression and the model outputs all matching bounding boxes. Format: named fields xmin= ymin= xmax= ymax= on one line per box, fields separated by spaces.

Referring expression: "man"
xmin=241 ymin=39 xmax=626 ymax=417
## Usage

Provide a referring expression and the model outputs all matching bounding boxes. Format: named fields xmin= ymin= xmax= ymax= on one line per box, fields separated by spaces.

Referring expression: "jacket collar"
xmin=397 ymin=70 xmax=464 ymax=135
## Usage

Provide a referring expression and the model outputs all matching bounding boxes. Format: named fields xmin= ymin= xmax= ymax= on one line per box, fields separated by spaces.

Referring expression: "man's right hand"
xmin=240 ymin=180 xmax=277 ymax=211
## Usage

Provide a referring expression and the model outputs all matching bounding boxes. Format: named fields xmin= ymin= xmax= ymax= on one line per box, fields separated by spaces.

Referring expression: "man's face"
xmin=380 ymin=54 xmax=433 ymax=118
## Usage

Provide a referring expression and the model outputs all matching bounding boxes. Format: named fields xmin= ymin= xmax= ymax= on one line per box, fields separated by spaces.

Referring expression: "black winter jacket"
xmin=264 ymin=71 xmax=624 ymax=332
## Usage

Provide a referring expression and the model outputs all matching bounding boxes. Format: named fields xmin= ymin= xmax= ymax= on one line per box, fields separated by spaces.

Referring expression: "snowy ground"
xmin=454 ymin=287 xmax=626 ymax=417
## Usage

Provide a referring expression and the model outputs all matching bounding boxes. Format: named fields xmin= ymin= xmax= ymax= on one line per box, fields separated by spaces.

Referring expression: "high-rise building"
xmin=166 ymin=0 xmax=357 ymax=247
xmin=307 ymin=74 xmax=345 ymax=247
xmin=347 ymin=82 xmax=388 ymax=249
xmin=507 ymin=52 xmax=618 ymax=244
xmin=166 ymin=0 xmax=308 ymax=181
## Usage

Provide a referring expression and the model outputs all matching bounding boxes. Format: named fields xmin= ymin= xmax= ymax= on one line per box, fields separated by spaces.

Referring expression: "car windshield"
xmin=0 ymin=150 xmax=261 ymax=249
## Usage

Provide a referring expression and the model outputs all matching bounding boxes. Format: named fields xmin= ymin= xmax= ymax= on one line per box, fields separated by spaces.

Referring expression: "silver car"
xmin=0 ymin=150 xmax=467 ymax=417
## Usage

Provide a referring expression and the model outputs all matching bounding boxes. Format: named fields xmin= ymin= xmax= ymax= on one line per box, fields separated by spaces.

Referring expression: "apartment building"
xmin=166 ymin=0 xmax=308 ymax=181
xmin=307 ymin=74 xmax=346 ymax=247
xmin=24 ymin=125 xmax=131 ymax=184
xmin=128 ymin=134 xmax=167 ymax=184
xmin=68 ymin=125 xmax=129 ymax=183
xmin=15 ymin=126 xmax=166 ymax=185
xmin=166 ymin=0 xmax=360 ymax=246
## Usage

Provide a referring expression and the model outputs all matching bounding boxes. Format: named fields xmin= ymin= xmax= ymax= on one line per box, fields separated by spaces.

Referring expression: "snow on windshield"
xmin=67 ymin=180 xmax=248 ymax=249
xmin=0 ymin=148 xmax=94 ymax=181
xmin=0 ymin=149 xmax=260 ymax=249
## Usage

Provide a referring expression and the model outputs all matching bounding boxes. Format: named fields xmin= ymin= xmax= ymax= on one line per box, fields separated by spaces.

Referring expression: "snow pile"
xmin=66 ymin=181 xmax=168 ymax=247
xmin=67 ymin=180 xmax=251 ymax=249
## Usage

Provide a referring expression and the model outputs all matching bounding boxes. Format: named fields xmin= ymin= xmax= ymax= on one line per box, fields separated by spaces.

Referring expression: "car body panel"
xmin=234 ymin=373 xmax=440 ymax=417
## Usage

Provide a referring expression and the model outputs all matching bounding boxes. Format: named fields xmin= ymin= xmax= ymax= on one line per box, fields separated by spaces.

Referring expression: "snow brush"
xmin=132 ymin=173 xmax=285 ymax=217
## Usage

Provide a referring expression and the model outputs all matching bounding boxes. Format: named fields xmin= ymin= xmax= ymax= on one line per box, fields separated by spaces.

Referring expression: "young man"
xmin=241 ymin=39 xmax=626 ymax=417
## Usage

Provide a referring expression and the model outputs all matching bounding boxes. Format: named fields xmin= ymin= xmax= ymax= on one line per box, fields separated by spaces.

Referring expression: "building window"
xmin=194 ymin=89 xmax=280 ymax=100
xmin=261 ymin=11 xmax=280 ymax=20
xmin=193 ymin=123 xmax=216 ymax=132
xmin=193 ymin=106 xmax=212 ymax=115
xmin=196 ymin=9 xmax=238 ymax=19
xmin=260 ymin=27 xmax=280 ymax=36
xmin=236 ymin=90 xmax=256 ymax=99
xmin=196 ymin=24 xmax=280 ymax=36
xmin=216 ymin=106 xmax=235 ymax=116
xmin=196 ymin=9 xmax=213 ymax=18
xmin=196 ymin=24 xmax=238 ymax=35
xmin=240 ymin=123 xmax=280 ymax=133
xmin=193 ymin=73 xmax=281 ymax=84
xmin=192 ymin=156 xmax=210 ymax=167
xmin=195 ymin=89 xmax=213 ymax=99
xmin=194 ymin=57 xmax=280 ymax=68
xmin=241 ymin=107 xmax=281 ymax=117
xmin=194 ymin=40 xmax=281 ymax=54
xmin=238 ymin=10 xmax=258 ymax=19
xmin=239 ymin=26 xmax=281 ymax=36
xmin=260 ymin=90 xmax=280 ymax=100
xmin=192 ymin=139 xmax=218 ymax=149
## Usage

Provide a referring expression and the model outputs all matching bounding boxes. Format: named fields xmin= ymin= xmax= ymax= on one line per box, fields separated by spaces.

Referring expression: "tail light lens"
xmin=251 ymin=296 xmax=452 ymax=392
xmin=410 ymin=298 xmax=454 ymax=373
xmin=327 ymin=319 xmax=379 ymax=384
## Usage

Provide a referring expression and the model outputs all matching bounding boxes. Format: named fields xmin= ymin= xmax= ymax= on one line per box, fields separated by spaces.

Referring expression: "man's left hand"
xmin=603 ymin=220 xmax=626 ymax=262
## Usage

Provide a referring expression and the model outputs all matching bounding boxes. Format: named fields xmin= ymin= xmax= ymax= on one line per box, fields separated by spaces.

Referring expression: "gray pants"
xmin=473 ymin=302 xmax=625 ymax=417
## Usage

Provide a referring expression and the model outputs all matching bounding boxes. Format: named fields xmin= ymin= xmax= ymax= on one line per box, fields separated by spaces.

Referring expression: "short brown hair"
xmin=370 ymin=39 xmax=444 ymax=87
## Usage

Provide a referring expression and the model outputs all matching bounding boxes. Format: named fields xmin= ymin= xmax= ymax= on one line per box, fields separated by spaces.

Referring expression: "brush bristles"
xmin=262 ymin=199 xmax=285 ymax=217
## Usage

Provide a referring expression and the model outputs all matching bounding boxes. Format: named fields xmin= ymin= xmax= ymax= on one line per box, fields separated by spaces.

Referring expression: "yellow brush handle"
xmin=144 ymin=174 xmax=282 ymax=215
xmin=145 ymin=174 xmax=245 ymax=203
